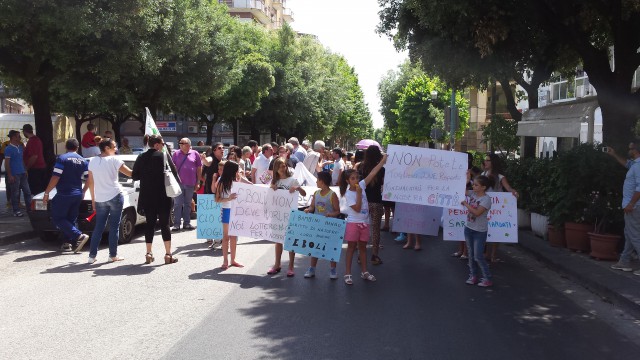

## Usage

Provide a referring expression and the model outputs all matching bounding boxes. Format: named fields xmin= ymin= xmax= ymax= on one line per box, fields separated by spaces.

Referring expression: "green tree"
xmin=395 ymin=74 xmax=469 ymax=145
xmin=481 ymin=115 xmax=519 ymax=155
xmin=378 ymin=0 xmax=640 ymax=148
xmin=0 ymin=0 xmax=140 ymax=165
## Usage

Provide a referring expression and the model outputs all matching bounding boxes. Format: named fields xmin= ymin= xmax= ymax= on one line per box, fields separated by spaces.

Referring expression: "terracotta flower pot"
xmin=588 ymin=232 xmax=620 ymax=260
xmin=564 ymin=222 xmax=592 ymax=252
xmin=547 ymin=225 xmax=566 ymax=248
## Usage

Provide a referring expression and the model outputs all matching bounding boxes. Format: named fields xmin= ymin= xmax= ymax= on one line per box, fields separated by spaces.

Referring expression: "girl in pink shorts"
xmin=339 ymin=153 xmax=387 ymax=285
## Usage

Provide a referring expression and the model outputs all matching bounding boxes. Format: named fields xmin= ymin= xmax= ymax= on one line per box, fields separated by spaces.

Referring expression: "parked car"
xmin=28 ymin=154 xmax=145 ymax=244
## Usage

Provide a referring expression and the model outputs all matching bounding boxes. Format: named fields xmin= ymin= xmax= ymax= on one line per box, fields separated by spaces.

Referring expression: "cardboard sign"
xmin=283 ymin=210 xmax=346 ymax=262
xmin=196 ymin=194 xmax=223 ymax=239
xmin=229 ymin=182 xmax=298 ymax=243
xmin=392 ymin=203 xmax=442 ymax=236
xmin=442 ymin=192 xmax=518 ymax=243
xmin=382 ymin=145 xmax=467 ymax=208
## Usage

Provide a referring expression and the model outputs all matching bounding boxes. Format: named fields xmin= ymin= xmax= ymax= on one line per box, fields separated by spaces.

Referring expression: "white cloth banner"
xmin=292 ymin=162 xmax=317 ymax=187
xmin=382 ymin=145 xmax=467 ymax=208
xmin=392 ymin=203 xmax=442 ymax=236
xmin=442 ymin=192 xmax=518 ymax=243
xmin=229 ymin=182 xmax=298 ymax=243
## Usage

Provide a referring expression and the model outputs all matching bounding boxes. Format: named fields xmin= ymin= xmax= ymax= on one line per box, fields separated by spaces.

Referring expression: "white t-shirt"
xmin=332 ymin=159 xmax=345 ymax=186
xmin=274 ymin=176 xmax=300 ymax=191
xmin=344 ymin=179 xmax=369 ymax=223
xmin=253 ymin=154 xmax=271 ymax=184
xmin=88 ymin=155 xmax=124 ymax=202
xmin=481 ymin=171 xmax=504 ymax=192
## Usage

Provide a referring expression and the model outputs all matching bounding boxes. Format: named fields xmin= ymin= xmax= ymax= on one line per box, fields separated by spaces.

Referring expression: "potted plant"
xmin=585 ymin=191 xmax=624 ymax=260
xmin=527 ymin=157 xmax=555 ymax=238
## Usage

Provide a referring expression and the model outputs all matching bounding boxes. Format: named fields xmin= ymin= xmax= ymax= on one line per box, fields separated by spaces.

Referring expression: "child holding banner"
xmin=339 ymin=154 xmax=387 ymax=285
xmin=268 ymin=157 xmax=307 ymax=277
xmin=215 ymin=161 xmax=243 ymax=270
xmin=303 ymin=172 xmax=341 ymax=279
xmin=460 ymin=175 xmax=493 ymax=287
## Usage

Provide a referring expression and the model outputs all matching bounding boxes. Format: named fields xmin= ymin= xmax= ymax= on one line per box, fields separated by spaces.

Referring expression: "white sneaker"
xmin=74 ymin=234 xmax=90 ymax=253
xmin=87 ymin=257 xmax=97 ymax=264
xmin=210 ymin=239 xmax=222 ymax=249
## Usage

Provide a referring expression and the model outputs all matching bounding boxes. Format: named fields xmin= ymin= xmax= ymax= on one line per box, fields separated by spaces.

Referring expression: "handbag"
xmin=164 ymin=153 xmax=182 ymax=198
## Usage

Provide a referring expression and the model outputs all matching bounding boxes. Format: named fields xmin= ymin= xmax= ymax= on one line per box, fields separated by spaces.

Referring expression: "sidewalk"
xmin=0 ymin=175 xmax=37 ymax=245
xmin=517 ymin=230 xmax=640 ymax=319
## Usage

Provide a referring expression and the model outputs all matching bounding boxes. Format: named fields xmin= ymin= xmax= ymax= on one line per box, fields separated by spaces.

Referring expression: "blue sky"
xmin=287 ymin=0 xmax=407 ymax=129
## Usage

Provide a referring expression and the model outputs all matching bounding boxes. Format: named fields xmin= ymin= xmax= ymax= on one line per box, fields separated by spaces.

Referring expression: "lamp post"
xmin=450 ymin=89 xmax=457 ymax=150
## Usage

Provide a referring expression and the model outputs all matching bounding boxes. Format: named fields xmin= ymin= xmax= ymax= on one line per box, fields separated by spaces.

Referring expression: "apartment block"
xmin=219 ymin=0 xmax=294 ymax=29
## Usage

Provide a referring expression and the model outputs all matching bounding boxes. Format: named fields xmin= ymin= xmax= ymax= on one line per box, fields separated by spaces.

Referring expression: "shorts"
xmin=222 ymin=208 xmax=231 ymax=224
xmin=345 ymin=222 xmax=370 ymax=242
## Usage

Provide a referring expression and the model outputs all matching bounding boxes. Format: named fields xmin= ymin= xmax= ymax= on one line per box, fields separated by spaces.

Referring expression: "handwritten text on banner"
xmin=283 ymin=210 xmax=346 ymax=262
xmin=382 ymin=145 xmax=467 ymax=208
xmin=442 ymin=192 xmax=518 ymax=243
xmin=229 ymin=183 xmax=298 ymax=243
xmin=196 ymin=195 xmax=223 ymax=239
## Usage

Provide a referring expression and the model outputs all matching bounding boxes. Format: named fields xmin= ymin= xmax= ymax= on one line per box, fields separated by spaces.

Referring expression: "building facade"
xmin=219 ymin=0 xmax=294 ymax=29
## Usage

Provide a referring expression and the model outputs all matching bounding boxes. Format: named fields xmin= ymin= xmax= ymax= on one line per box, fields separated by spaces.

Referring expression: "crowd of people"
xmin=6 ymin=123 xmax=532 ymax=287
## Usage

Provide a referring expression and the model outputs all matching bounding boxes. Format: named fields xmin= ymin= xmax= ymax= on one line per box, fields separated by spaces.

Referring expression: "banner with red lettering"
xmin=442 ymin=192 xmax=518 ymax=243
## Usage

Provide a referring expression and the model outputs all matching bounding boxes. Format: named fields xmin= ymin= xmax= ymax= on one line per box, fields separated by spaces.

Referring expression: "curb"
xmin=517 ymin=230 xmax=640 ymax=319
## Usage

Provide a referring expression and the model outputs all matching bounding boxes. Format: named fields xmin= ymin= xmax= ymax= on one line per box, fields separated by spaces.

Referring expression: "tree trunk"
xmin=30 ymin=81 xmax=55 ymax=168
xmin=499 ymin=78 xmax=523 ymax=122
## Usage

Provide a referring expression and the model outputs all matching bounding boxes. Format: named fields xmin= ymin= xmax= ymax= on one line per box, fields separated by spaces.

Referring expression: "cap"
xmin=22 ymin=124 xmax=33 ymax=132
xmin=8 ymin=130 xmax=20 ymax=138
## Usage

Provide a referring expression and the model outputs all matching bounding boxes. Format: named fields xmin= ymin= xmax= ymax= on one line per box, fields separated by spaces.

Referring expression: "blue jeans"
xmin=51 ymin=193 xmax=83 ymax=243
xmin=173 ymin=184 xmax=195 ymax=227
xmin=464 ymin=227 xmax=492 ymax=280
xmin=89 ymin=193 xmax=124 ymax=258
xmin=620 ymin=210 xmax=640 ymax=263
xmin=9 ymin=173 xmax=32 ymax=213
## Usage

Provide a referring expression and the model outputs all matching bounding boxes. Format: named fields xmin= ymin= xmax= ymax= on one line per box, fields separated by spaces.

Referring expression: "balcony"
xmin=283 ymin=7 xmax=294 ymax=22
xmin=272 ymin=0 xmax=286 ymax=10
xmin=219 ymin=0 xmax=273 ymax=25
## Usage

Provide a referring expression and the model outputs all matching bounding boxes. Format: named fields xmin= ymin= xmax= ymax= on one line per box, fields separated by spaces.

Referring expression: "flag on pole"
xmin=144 ymin=107 xmax=165 ymax=152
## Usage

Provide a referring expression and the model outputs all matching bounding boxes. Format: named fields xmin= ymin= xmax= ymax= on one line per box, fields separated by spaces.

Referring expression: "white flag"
xmin=144 ymin=107 xmax=165 ymax=152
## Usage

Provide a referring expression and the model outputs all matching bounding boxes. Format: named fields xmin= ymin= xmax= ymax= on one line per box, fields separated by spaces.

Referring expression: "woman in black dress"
xmin=132 ymin=134 xmax=180 ymax=264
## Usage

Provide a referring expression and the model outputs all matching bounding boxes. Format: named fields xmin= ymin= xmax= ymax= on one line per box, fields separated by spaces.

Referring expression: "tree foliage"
xmin=481 ymin=115 xmax=519 ymax=155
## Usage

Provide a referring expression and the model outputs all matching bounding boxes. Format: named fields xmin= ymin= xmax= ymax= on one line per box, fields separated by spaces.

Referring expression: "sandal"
xmin=286 ymin=270 xmax=295 ymax=277
xmin=220 ymin=264 xmax=229 ymax=270
xmin=108 ymin=256 xmax=124 ymax=263
xmin=164 ymin=254 xmax=178 ymax=264
xmin=344 ymin=274 xmax=353 ymax=285
xmin=460 ymin=255 xmax=468 ymax=260
xmin=361 ymin=272 xmax=377 ymax=281
xmin=371 ymin=255 xmax=383 ymax=265
xmin=145 ymin=253 xmax=154 ymax=264
xmin=267 ymin=267 xmax=281 ymax=275
xmin=231 ymin=262 xmax=244 ymax=268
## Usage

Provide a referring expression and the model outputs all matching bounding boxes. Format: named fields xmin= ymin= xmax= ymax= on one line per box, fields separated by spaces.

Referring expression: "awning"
xmin=0 ymin=120 xmax=34 ymax=140
xmin=516 ymin=99 xmax=599 ymax=138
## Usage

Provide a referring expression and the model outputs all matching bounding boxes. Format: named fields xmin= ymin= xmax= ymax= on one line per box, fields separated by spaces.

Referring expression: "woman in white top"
xmin=86 ymin=139 xmax=132 ymax=263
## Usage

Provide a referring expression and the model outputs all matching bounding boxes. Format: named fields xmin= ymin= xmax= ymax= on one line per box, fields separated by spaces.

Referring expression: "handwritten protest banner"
xmin=392 ymin=203 xmax=442 ymax=236
xmin=283 ymin=210 xmax=346 ymax=262
xmin=382 ymin=145 xmax=467 ymax=208
xmin=229 ymin=182 xmax=298 ymax=243
xmin=442 ymin=192 xmax=518 ymax=243
xmin=196 ymin=195 xmax=223 ymax=239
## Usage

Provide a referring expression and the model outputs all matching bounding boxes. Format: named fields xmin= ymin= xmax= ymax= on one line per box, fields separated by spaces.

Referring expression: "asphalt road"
xmin=1 ymin=224 xmax=639 ymax=360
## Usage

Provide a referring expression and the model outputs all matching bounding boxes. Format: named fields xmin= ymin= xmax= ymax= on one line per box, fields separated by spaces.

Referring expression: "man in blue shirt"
xmin=607 ymin=141 xmax=640 ymax=274
xmin=4 ymin=130 xmax=31 ymax=217
xmin=42 ymin=139 xmax=90 ymax=252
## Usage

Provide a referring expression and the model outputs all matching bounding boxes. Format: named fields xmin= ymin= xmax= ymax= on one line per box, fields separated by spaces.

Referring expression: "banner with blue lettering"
xmin=283 ymin=210 xmax=346 ymax=262
xmin=392 ymin=203 xmax=442 ymax=236
xmin=442 ymin=192 xmax=518 ymax=243
xmin=382 ymin=145 xmax=467 ymax=208
xmin=196 ymin=195 xmax=223 ymax=239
